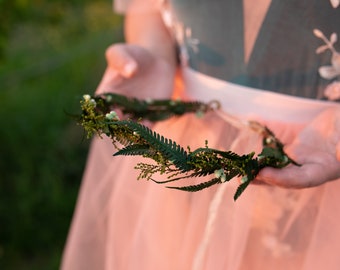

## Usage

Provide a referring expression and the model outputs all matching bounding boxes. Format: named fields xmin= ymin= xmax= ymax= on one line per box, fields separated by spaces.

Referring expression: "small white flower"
xmin=214 ymin=168 xmax=227 ymax=182
xmin=89 ymin=99 xmax=96 ymax=107
xmin=318 ymin=52 xmax=340 ymax=80
xmin=105 ymin=111 xmax=119 ymax=120
xmin=220 ymin=173 xmax=227 ymax=182
xmin=145 ymin=98 xmax=153 ymax=104
xmin=324 ymin=81 xmax=340 ymax=100
xmin=105 ymin=95 xmax=112 ymax=102
xmin=240 ymin=176 xmax=248 ymax=183
xmin=315 ymin=30 xmax=340 ymax=76
xmin=83 ymin=94 xmax=91 ymax=101
xmin=214 ymin=168 xmax=223 ymax=178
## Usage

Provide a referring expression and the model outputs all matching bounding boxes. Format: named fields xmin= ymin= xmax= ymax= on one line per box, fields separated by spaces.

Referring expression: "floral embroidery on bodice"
xmin=161 ymin=0 xmax=340 ymax=100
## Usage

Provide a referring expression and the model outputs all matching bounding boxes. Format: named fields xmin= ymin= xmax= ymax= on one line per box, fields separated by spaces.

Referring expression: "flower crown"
xmin=79 ymin=93 xmax=299 ymax=200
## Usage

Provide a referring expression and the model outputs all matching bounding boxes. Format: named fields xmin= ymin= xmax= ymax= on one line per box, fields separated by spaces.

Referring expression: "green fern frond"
xmin=151 ymin=174 xmax=192 ymax=184
xmin=96 ymin=93 xmax=211 ymax=121
xmin=99 ymin=93 xmax=148 ymax=111
xmin=234 ymin=179 xmax=251 ymax=201
xmin=166 ymin=178 xmax=221 ymax=192
xmin=215 ymin=150 xmax=253 ymax=161
xmin=79 ymin=93 xmax=298 ymax=201
xmin=116 ymin=120 xmax=191 ymax=171
xmin=114 ymin=144 xmax=153 ymax=156
xmin=105 ymin=123 xmax=137 ymax=147
xmin=186 ymin=170 xmax=217 ymax=178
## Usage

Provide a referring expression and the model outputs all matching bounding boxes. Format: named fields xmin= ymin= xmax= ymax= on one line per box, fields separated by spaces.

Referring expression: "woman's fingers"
xmin=96 ymin=44 xmax=140 ymax=95
xmin=105 ymin=44 xmax=138 ymax=78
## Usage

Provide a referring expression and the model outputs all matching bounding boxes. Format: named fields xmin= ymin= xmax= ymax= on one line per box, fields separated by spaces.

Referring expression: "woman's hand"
xmin=96 ymin=43 xmax=176 ymax=100
xmin=257 ymin=107 xmax=340 ymax=188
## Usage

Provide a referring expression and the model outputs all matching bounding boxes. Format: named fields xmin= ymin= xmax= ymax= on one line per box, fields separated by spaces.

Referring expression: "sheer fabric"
xmin=62 ymin=67 xmax=340 ymax=270
xmin=62 ymin=1 xmax=340 ymax=269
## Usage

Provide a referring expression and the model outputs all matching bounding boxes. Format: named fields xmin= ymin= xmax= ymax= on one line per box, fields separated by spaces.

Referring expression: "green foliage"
xmin=0 ymin=1 xmax=124 ymax=269
xmin=0 ymin=0 xmax=118 ymax=61
xmin=167 ymin=178 xmax=221 ymax=192
xmin=94 ymin=92 xmax=214 ymax=121
xmin=79 ymin=94 xmax=299 ymax=202
xmin=116 ymin=121 xmax=191 ymax=171
xmin=114 ymin=144 xmax=154 ymax=156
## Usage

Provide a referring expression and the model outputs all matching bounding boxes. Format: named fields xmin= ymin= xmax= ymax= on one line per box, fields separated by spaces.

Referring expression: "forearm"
xmin=124 ymin=1 xmax=177 ymax=69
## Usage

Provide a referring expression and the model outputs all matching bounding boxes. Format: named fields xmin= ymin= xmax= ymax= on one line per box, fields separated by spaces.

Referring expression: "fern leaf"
xmin=166 ymin=178 xmax=220 ymax=192
xmin=151 ymin=176 xmax=189 ymax=184
xmin=117 ymin=121 xmax=191 ymax=171
xmin=187 ymin=170 xmax=216 ymax=178
xmin=233 ymin=180 xmax=251 ymax=201
xmin=114 ymin=144 xmax=152 ymax=156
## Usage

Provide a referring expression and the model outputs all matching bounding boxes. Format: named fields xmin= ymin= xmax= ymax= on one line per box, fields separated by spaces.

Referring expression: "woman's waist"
xmin=179 ymin=67 xmax=337 ymax=124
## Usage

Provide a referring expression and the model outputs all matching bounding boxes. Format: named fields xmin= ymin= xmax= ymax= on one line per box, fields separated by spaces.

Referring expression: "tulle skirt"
xmin=62 ymin=68 xmax=340 ymax=270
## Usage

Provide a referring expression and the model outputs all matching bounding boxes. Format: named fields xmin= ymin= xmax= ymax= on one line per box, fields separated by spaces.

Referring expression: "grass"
xmin=0 ymin=1 xmax=124 ymax=269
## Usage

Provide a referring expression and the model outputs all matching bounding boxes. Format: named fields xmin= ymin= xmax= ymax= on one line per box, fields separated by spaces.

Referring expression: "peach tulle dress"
xmin=62 ymin=1 xmax=340 ymax=269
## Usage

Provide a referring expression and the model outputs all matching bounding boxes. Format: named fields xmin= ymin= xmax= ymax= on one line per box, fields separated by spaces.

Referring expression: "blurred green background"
xmin=0 ymin=0 xmax=124 ymax=269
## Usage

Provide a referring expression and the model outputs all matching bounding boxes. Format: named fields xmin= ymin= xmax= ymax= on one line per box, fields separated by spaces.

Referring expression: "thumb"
xmin=105 ymin=44 xmax=138 ymax=78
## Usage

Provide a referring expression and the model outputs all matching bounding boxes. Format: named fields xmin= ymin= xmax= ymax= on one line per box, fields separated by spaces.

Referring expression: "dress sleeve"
xmin=113 ymin=0 xmax=161 ymax=14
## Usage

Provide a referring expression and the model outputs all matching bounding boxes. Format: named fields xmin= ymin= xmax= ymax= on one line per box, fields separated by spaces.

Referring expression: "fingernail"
xmin=123 ymin=62 xmax=137 ymax=77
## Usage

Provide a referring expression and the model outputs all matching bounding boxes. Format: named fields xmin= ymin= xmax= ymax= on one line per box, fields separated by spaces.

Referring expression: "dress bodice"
xmin=167 ymin=0 xmax=340 ymax=99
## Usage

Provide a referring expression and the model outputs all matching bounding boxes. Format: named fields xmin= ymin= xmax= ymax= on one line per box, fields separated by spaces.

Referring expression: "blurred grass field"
xmin=0 ymin=1 xmax=124 ymax=269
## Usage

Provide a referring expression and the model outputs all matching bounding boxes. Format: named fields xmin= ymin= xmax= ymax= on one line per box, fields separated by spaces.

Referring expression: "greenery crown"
xmin=79 ymin=93 xmax=299 ymax=200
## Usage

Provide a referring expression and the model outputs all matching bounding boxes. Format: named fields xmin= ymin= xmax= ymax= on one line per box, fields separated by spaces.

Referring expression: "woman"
xmin=62 ymin=1 xmax=340 ymax=269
